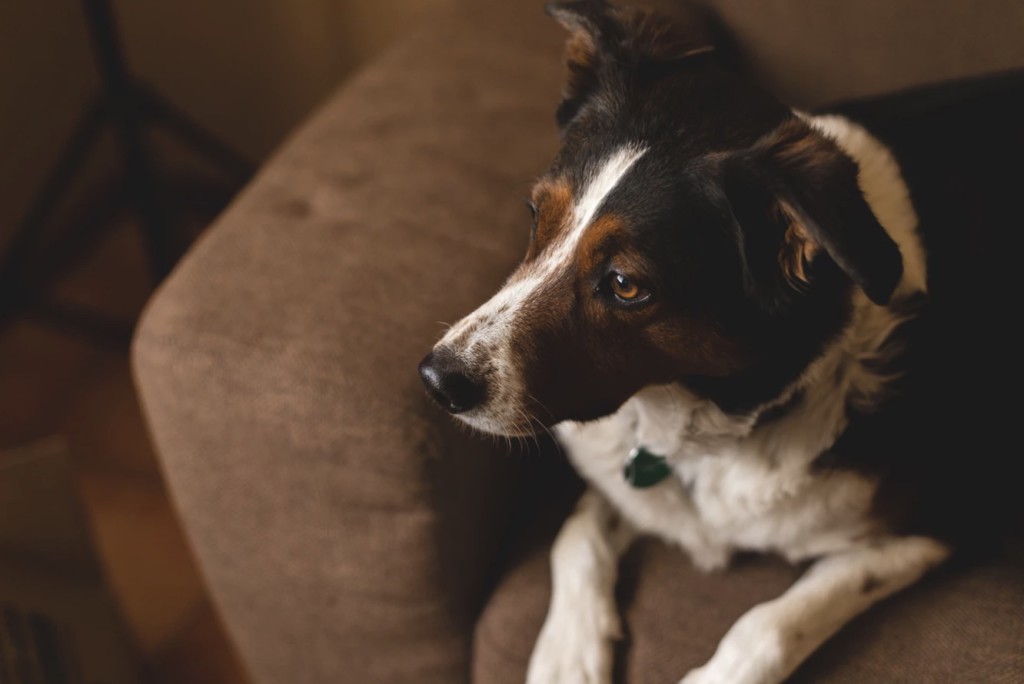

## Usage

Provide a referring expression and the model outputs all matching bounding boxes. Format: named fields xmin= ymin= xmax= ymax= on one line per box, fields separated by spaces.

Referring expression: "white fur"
xmin=803 ymin=114 xmax=926 ymax=297
xmin=437 ymin=144 xmax=647 ymax=434
xmin=681 ymin=537 xmax=949 ymax=684
xmin=569 ymin=145 xmax=649 ymax=244
xmin=526 ymin=116 xmax=948 ymax=684
xmin=526 ymin=491 xmax=635 ymax=684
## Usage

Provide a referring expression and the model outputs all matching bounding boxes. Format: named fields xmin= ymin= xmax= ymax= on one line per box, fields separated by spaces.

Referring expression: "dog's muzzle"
xmin=418 ymin=347 xmax=487 ymax=414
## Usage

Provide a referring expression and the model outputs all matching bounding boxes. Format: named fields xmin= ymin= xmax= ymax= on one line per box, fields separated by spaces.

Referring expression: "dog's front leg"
xmin=682 ymin=536 xmax=950 ymax=684
xmin=527 ymin=488 xmax=636 ymax=684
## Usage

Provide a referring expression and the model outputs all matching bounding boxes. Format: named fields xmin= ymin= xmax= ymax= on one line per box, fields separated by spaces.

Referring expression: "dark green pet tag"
xmin=623 ymin=446 xmax=672 ymax=489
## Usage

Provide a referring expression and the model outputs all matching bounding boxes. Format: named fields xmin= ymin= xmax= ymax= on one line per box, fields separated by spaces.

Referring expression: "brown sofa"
xmin=132 ymin=1 xmax=1024 ymax=682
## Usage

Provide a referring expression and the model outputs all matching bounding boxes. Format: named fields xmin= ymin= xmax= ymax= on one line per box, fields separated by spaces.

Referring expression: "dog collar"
xmin=623 ymin=446 xmax=672 ymax=489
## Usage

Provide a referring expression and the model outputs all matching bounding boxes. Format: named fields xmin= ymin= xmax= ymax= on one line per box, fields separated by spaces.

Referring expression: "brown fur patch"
xmin=575 ymin=214 xmax=625 ymax=275
xmin=529 ymin=178 xmax=574 ymax=255
xmin=566 ymin=31 xmax=596 ymax=71
xmin=563 ymin=30 xmax=599 ymax=108
xmin=777 ymin=201 xmax=820 ymax=289
xmin=644 ymin=315 xmax=750 ymax=377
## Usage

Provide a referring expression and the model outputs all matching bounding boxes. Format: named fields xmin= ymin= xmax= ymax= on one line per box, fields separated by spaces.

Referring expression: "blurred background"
xmin=1 ymin=1 xmax=451 ymax=681
xmin=5 ymin=1 xmax=1024 ymax=683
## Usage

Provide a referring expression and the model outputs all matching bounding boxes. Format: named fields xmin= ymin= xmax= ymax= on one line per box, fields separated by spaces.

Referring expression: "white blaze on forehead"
xmin=522 ymin=142 xmax=649 ymax=285
xmin=442 ymin=143 xmax=648 ymax=350
xmin=571 ymin=144 xmax=649 ymax=241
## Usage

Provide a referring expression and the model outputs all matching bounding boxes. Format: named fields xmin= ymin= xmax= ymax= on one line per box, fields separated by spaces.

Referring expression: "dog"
xmin=418 ymin=1 xmax=1014 ymax=681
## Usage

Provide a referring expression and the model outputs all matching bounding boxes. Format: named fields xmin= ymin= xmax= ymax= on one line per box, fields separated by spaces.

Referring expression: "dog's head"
xmin=420 ymin=0 xmax=902 ymax=435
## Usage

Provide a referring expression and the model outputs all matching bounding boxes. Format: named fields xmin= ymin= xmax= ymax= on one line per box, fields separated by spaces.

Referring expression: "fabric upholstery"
xmin=133 ymin=4 xmax=566 ymax=683
xmin=133 ymin=1 xmax=1024 ymax=683
xmin=474 ymin=499 xmax=1024 ymax=683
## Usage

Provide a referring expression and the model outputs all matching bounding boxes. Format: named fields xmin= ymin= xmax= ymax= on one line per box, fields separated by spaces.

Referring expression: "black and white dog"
xmin=419 ymin=1 xmax=1014 ymax=681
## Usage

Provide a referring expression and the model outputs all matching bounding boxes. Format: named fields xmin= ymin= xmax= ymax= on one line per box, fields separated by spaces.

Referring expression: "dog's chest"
xmin=555 ymin=387 xmax=879 ymax=563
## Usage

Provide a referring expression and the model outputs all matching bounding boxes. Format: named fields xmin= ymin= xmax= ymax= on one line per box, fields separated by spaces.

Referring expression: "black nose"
xmin=418 ymin=349 xmax=486 ymax=414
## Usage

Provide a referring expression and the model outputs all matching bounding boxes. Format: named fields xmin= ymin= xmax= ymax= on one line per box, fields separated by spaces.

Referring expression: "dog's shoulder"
xmin=803 ymin=111 xmax=1018 ymax=550
xmin=556 ymin=114 xmax=937 ymax=561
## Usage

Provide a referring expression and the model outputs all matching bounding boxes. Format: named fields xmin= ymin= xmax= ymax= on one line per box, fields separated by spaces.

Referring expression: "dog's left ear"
xmin=721 ymin=118 xmax=904 ymax=310
xmin=545 ymin=1 xmax=716 ymax=129
xmin=544 ymin=1 xmax=621 ymax=129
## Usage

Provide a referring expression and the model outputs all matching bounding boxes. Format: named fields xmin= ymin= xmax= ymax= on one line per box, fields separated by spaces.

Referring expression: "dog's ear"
xmin=545 ymin=1 xmax=716 ymax=129
xmin=544 ymin=1 xmax=619 ymax=129
xmin=721 ymin=118 xmax=903 ymax=312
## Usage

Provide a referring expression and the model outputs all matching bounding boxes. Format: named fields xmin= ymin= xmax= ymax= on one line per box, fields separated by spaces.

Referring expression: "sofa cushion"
xmin=474 ymin=504 xmax=1024 ymax=683
xmin=133 ymin=3 xmax=568 ymax=683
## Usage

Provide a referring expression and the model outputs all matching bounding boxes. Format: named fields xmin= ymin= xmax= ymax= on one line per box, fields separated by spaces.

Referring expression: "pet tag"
xmin=623 ymin=446 xmax=672 ymax=489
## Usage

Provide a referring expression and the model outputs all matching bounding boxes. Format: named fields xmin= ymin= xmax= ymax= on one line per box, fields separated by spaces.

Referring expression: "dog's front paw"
xmin=679 ymin=617 xmax=785 ymax=684
xmin=679 ymin=665 xmax=717 ymax=684
xmin=681 ymin=662 xmax=772 ymax=684
xmin=525 ymin=597 xmax=620 ymax=684
xmin=680 ymin=663 xmax=747 ymax=684
xmin=680 ymin=662 xmax=781 ymax=684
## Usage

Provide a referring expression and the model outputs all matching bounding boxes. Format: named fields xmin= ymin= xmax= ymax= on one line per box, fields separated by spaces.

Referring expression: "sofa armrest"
xmin=132 ymin=4 xmax=564 ymax=683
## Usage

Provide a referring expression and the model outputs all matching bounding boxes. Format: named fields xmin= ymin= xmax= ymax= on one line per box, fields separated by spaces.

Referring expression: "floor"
xmin=0 ymin=206 xmax=250 ymax=682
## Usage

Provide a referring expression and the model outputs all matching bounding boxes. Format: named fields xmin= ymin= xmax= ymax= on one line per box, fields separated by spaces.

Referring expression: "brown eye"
xmin=610 ymin=272 xmax=643 ymax=301
xmin=525 ymin=199 xmax=539 ymax=240
xmin=525 ymin=199 xmax=538 ymax=222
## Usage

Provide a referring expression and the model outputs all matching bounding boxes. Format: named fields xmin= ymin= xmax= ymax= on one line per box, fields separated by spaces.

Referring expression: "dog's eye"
xmin=609 ymin=272 xmax=648 ymax=303
xmin=525 ymin=199 xmax=539 ymax=235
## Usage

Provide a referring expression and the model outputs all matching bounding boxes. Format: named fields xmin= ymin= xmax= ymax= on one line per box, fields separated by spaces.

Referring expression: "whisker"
xmin=524 ymin=391 xmax=559 ymax=442
xmin=514 ymin=406 xmax=543 ymax=453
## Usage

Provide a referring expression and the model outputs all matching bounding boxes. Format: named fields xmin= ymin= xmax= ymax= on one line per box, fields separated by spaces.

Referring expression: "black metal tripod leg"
xmin=112 ymin=108 xmax=178 ymax=282
xmin=138 ymin=83 xmax=255 ymax=183
xmin=0 ymin=101 xmax=106 ymax=314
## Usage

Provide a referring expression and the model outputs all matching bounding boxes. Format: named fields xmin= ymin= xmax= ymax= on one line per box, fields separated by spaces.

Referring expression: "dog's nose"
xmin=418 ymin=349 xmax=486 ymax=414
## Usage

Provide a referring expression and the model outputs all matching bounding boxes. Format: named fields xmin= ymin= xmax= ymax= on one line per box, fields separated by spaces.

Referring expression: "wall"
xmin=0 ymin=1 xmax=100 ymax=257
xmin=112 ymin=0 xmax=453 ymax=160
xmin=0 ymin=0 xmax=454 ymax=256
